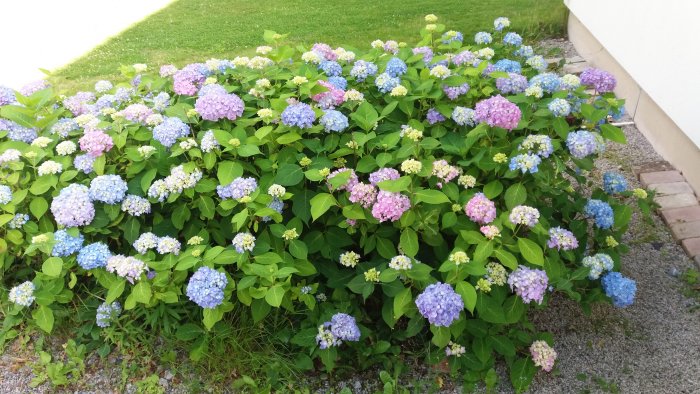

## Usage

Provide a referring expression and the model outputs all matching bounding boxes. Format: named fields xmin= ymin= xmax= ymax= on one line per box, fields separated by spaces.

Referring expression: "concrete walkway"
xmin=1 ymin=0 xmax=173 ymax=89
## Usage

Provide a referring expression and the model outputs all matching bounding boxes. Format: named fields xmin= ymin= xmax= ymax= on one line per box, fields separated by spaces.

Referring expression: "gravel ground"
xmin=1 ymin=41 xmax=699 ymax=394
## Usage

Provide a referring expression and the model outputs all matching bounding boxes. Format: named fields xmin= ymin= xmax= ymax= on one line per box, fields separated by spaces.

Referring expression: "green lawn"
xmin=50 ymin=0 xmax=566 ymax=91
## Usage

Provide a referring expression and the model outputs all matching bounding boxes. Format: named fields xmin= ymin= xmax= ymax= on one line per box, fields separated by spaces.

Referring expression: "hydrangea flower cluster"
xmin=0 ymin=185 xmax=12 ymax=205
xmin=601 ymin=272 xmax=636 ymax=307
xmin=79 ymin=129 xmax=113 ymax=157
xmin=106 ymin=255 xmax=146 ymax=283
xmin=529 ymin=73 xmax=560 ymax=93
xmin=445 ymin=341 xmax=466 ymax=357
xmin=474 ymin=32 xmax=492 ymax=45
xmin=96 ymin=302 xmax=122 ymax=328
xmin=77 ymin=242 xmax=112 ymax=270
xmin=121 ymin=195 xmax=151 ymax=216
xmin=327 ymin=168 xmax=359 ymax=191
xmin=603 ymin=172 xmax=628 ymax=194
xmin=530 ymin=340 xmax=557 ymax=372
xmin=385 ymin=57 xmax=407 ymax=77
xmin=348 ymin=183 xmax=377 ymax=208
xmin=509 ymin=153 xmax=541 ymax=174
xmin=319 ymin=110 xmax=349 ymax=132
xmin=51 ymin=184 xmax=95 ymax=227
xmin=195 ymin=91 xmax=244 ymax=121
xmin=9 ymin=281 xmax=35 ymax=307
xmin=350 ymin=60 xmax=378 ymax=82
xmin=432 ymin=160 xmax=459 ymax=186
xmin=50 ymin=118 xmax=79 ymax=138
xmin=148 ymin=165 xmax=203 ymax=202
xmin=186 ymin=267 xmax=228 ymax=309
xmin=156 ymin=236 xmax=181 ymax=255
xmin=232 ymin=232 xmax=256 ymax=253
xmin=217 ymin=176 xmax=258 ymax=200
xmin=389 ymin=255 xmax=412 ymax=270
xmin=281 ymin=102 xmax=316 ymax=128
xmin=580 ymin=68 xmax=616 ymax=93
xmin=371 ymin=191 xmax=411 ymax=222
xmin=339 ymin=251 xmax=360 ymax=268
xmin=474 ymin=95 xmax=521 ymax=130
xmin=496 ymin=73 xmax=528 ymax=94
xmin=507 ymin=266 xmax=548 ymax=304
xmin=443 ymin=83 xmax=470 ymax=100
xmin=89 ymin=175 xmax=128 ymax=204
xmin=584 ymin=199 xmax=614 ymax=229
xmin=582 ymin=253 xmax=614 ymax=280
xmin=519 ymin=135 xmax=553 ymax=158
xmin=8 ymin=213 xmax=29 ymax=229
xmin=464 ymin=193 xmax=496 ymax=224
xmin=426 ymin=108 xmax=445 ymax=124
xmin=452 ymin=106 xmax=476 ymax=126
xmin=153 ymin=117 xmax=190 ymax=148
xmin=548 ymin=98 xmax=571 ymax=117
xmin=509 ymin=205 xmax=540 ymax=227
xmin=493 ymin=59 xmax=521 ymax=73
xmin=133 ymin=232 xmax=159 ymax=254
xmin=74 ymin=154 xmax=96 ymax=174
xmin=415 ymin=282 xmax=464 ymax=327
xmin=315 ymin=313 xmax=361 ymax=349
xmin=547 ymin=227 xmax=579 ymax=250
xmin=375 ymin=73 xmax=400 ymax=93
xmin=566 ymin=130 xmax=599 ymax=159
xmin=52 ymin=229 xmax=85 ymax=257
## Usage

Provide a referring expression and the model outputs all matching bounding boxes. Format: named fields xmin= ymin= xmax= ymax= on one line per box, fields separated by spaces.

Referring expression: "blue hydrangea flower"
xmin=603 ymin=172 xmax=628 ymax=194
xmin=74 ymin=154 xmax=96 ymax=174
xmin=375 ymin=73 xmax=400 ymax=93
xmin=474 ymin=32 xmax=492 ymax=45
xmin=514 ymin=45 xmax=534 ymax=58
xmin=152 ymin=92 xmax=171 ymax=111
xmin=52 ymin=229 xmax=84 ymax=257
xmin=415 ymin=282 xmax=463 ymax=327
xmin=350 ymin=60 xmax=378 ymax=82
xmin=0 ymin=85 xmax=17 ymax=105
xmin=89 ymin=175 xmax=128 ymax=204
xmin=319 ymin=60 xmax=342 ymax=77
xmin=503 ymin=32 xmax=523 ymax=46
xmin=320 ymin=110 xmax=349 ymax=132
xmin=548 ymin=98 xmax=571 ymax=117
xmin=153 ymin=116 xmax=190 ymax=148
xmin=496 ymin=73 xmax=528 ymax=94
xmin=0 ymin=185 xmax=12 ymax=205
xmin=94 ymin=95 xmax=116 ymax=111
xmin=96 ymin=301 xmax=121 ymax=328
xmin=601 ymin=272 xmax=636 ymax=307
xmin=584 ymin=199 xmax=614 ymax=229
xmin=77 ymin=242 xmax=112 ymax=270
xmin=493 ymin=59 xmax=522 ymax=74
xmin=441 ymin=31 xmax=463 ymax=45
xmin=494 ymin=17 xmax=510 ymax=31
xmin=50 ymin=118 xmax=79 ymax=138
xmin=8 ymin=281 xmax=35 ymax=307
xmin=186 ymin=266 xmax=228 ymax=308
xmin=217 ymin=177 xmax=258 ymax=200
xmin=385 ymin=57 xmax=407 ymax=77
xmin=329 ymin=313 xmax=361 ymax=341
xmin=327 ymin=76 xmax=347 ymax=90
xmin=582 ymin=253 xmax=614 ymax=280
xmin=4 ymin=120 xmax=37 ymax=143
xmin=452 ymin=107 xmax=476 ymax=126
xmin=529 ymin=73 xmax=561 ymax=93
xmin=281 ymin=103 xmax=315 ymax=128
xmin=566 ymin=130 xmax=598 ymax=159
xmin=262 ymin=198 xmax=284 ymax=222
xmin=8 ymin=213 xmax=29 ymax=229
xmin=509 ymin=153 xmax=542 ymax=174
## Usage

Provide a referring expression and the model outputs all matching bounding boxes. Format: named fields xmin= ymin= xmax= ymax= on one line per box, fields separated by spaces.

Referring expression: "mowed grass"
xmin=50 ymin=0 xmax=566 ymax=91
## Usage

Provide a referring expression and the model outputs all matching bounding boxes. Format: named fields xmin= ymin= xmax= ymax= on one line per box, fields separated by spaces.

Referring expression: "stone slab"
xmin=669 ymin=220 xmax=700 ymax=241
xmin=563 ymin=62 xmax=589 ymax=74
xmin=655 ymin=193 xmax=698 ymax=210
xmin=681 ymin=237 xmax=700 ymax=257
xmin=639 ymin=170 xmax=685 ymax=187
xmin=546 ymin=57 xmax=563 ymax=65
xmin=660 ymin=206 xmax=700 ymax=225
xmin=566 ymin=55 xmax=585 ymax=63
xmin=695 ymin=255 xmax=700 ymax=268
xmin=648 ymin=182 xmax=695 ymax=196
xmin=632 ymin=161 xmax=675 ymax=177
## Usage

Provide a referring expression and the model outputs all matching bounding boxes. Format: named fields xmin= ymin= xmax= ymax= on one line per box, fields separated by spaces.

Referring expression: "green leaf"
xmin=265 ymin=285 xmax=285 ymax=307
xmin=552 ymin=117 xmax=570 ymax=139
xmin=309 ymin=193 xmax=336 ymax=221
xmin=106 ymin=280 xmax=126 ymax=303
xmin=237 ymin=144 xmax=262 ymax=157
xmin=399 ymin=228 xmax=419 ymax=257
xmin=122 ymin=217 xmax=141 ymax=244
xmin=510 ymin=357 xmax=536 ymax=393
xmin=517 ymin=238 xmax=544 ymax=266
xmin=203 ymin=307 xmax=224 ymax=330
xmin=494 ymin=249 xmax=519 ymax=270
xmin=350 ymin=101 xmax=379 ymax=131
xmin=415 ymin=189 xmax=450 ymax=204
xmin=600 ymin=123 xmax=626 ymax=144
xmin=376 ymin=176 xmax=411 ymax=192
xmin=197 ymin=195 xmax=216 ymax=219
xmin=275 ymin=163 xmax=304 ymax=186
xmin=32 ymin=306 xmax=54 ymax=333
xmin=456 ymin=281 xmax=477 ymax=313
xmin=140 ymin=168 xmax=158 ymax=193
xmin=41 ymin=257 xmax=62 ymax=277
xmin=483 ymin=180 xmax=503 ymax=199
xmin=217 ymin=161 xmax=242 ymax=184
xmin=29 ymin=197 xmax=48 ymax=219
xmin=393 ymin=287 xmax=412 ymax=319
xmin=132 ymin=281 xmax=152 ymax=304
xmin=431 ymin=325 xmax=451 ymax=347
xmin=289 ymin=239 xmax=308 ymax=259
xmin=504 ymin=183 xmax=527 ymax=209
xmin=291 ymin=328 xmax=318 ymax=346
xmin=276 ymin=132 xmax=302 ymax=144
xmin=176 ymin=323 xmax=203 ymax=341
xmin=473 ymin=241 xmax=494 ymax=264
xmin=490 ymin=335 xmax=516 ymax=357
xmin=319 ymin=347 xmax=337 ymax=371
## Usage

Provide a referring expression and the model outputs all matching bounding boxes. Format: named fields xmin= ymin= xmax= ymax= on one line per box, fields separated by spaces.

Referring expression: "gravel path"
xmin=1 ymin=40 xmax=699 ymax=394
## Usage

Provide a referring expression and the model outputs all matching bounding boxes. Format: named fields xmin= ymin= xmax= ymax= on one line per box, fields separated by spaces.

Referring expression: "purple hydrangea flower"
xmin=372 ymin=191 xmax=410 ymax=222
xmin=74 ymin=154 xmax=96 ymax=174
xmin=327 ymin=168 xmax=359 ymax=192
xmin=427 ymin=108 xmax=446 ymax=124
xmin=464 ymin=193 xmax=496 ymax=224
xmin=319 ymin=60 xmax=343 ymax=77
xmin=153 ymin=117 xmax=190 ymax=147
xmin=89 ymin=175 xmax=128 ymax=204
xmin=443 ymin=83 xmax=470 ymax=100
xmin=415 ymin=282 xmax=464 ymax=327
xmin=51 ymin=184 xmax=95 ymax=227
xmin=281 ymin=102 xmax=315 ymax=128
xmin=508 ymin=266 xmax=548 ymax=304
xmin=348 ymin=183 xmax=377 ymax=208
xmin=0 ymin=86 xmax=17 ymax=105
xmin=369 ymin=168 xmax=400 ymax=185
xmin=173 ymin=63 xmax=208 ymax=95
xmin=19 ymin=80 xmax=50 ymax=96
xmin=79 ymin=129 xmax=113 ymax=157
xmin=96 ymin=302 xmax=121 ymax=328
xmin=217 ymin=177 xmax=258 ymax=199
xmin=186 ymin=266 xmax=228 ymax=308
xmin=195 ymin=92 xmax=244 ymax=121
xmin=329 ymin=313 xmax=361 ymax=341
xmin=474 ymin=95 xmax=522 ymax=130
xmin=412 ymin=46 xmax=434 ymax=63
xmin=580 ymin=68 xmax=616 ymax=93
xmin=496 ymin=73 xmax=528 ymax=94
xmin=547 ymin=227 xmax=579 ymax=250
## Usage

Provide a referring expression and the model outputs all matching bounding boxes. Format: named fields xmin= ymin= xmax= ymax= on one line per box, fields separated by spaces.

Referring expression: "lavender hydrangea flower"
xmin=453 ymin=50 xmax=475 ymax=66
xmin=173 ymin=63 xmax=208 ymax=95
xmin=464 ymin=193 xmax=496 ymax=224
xmin=77 ymin=242 xmax=112 ymax=270
xmin=79 ymin=129 xmax=113 ymax=157
xmin=51 ymin=184 xmax=95 ymax=227
xmin=529 ymin=73 xmax=561 ymax=93
xmin=217 ymin=177 xmax=258 ymax=200
xmin=89 ymin=175 xmax=128 ymax=204
xmin=198 ymin=84 xmax=227 ymax=97
xmin=50 ymin=118 xmax=79 ymax=138
xmin=0 ymin=185 xmax=12 ymax=205
xmin=503 ymin=32 xmax=523 ymax=46
xmin=153 ymin=117 xmax=190 ymax=148
xmin=412 ymin=46 xmax=433 ymax=63
xmin=584 ymin=199 xmax=614 ymax=229
xmin=566 ymin=130 xmax=598 ymax=159
xmin=426 ymin=108 xmax=445 ymax=124
xmin=519 ymin=135 xmax=553 ymax=158
xmin=133 ymin=232 xmax=159 ymax=255
xmin=350 ymin=60 xmax=378 ymax=82
xmin=319 ymin=60 xmax=343 ymax=77
xmin=121 ymin=103 xmax=154 ymax=124
xmin=580 ymin=68 xmax=616 ymax=93
xmin=443 ymin=83 xmax=470 ymax=100
xmin=74 ymin=154 xmax=96 ymax=174
xmin=0 ymin=86 xmax=17 ymax=105
xmin=121 ymin=195 xmax=151 ymax=216
xmin=601 ymin=272 xmax=636 ymax=307
xmin=315 ymin=313 xmax=361 ymax=349
xmin=4 ymin=121 xmax=37 ymax=143
xmin=547 ymin=227 xmax=579 ymax=250
xmin=195 ymin=92 xmax=244 ymax=121
xmin=415 ymin=282 xmax=464 ymax=327
xmin=369 ymin=168 xmax=400 ymax=185
xmin=96 ymin=302 xmax=121 ymax=328
xmin=281 ymin=102 xmax=315 ymax=128
xmin=348 ymin=183 xmax=377 ymax=208
xmin=474 ymin=95 xmax=521 ymax=130
xmin=507 ymin=266 xmax=548 ymax=304
xmin=232 ymin=232 xmax=256 ymax=253
xmin=548 ymin=98 xmax=571 ymax=117
xmin=496 ymin=73 xmax=528 ymax=94
xmin=319 ymin=110 xmax=348 ymax=132
xmin=106 ymin=255 xmax=146 ymax=283
xmin=63 ymin=92 xmax=95 ymax=116
xmin=385 ymin=57 xmax=407 ymax=77
xmin=52 ymin=229 xmax=84 ymax=257
xmin=372 ymin=191 xmax=410 ymax=222
xmin=186 ymin=266 xmax=228 ymax=308
xmin=603 ymin=172 xmax=628 ymax=194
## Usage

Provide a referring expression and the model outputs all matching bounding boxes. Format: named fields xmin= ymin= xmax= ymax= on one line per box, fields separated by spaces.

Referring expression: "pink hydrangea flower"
xmin=464 ymin=193 xmax=496 ymax=224
xmin=79 ymin=129 xmax=113 ymax=157
xmin=474 ymin=95 xmax=521 ymax=130
xmin=530 ymin=340 xmax=557 ymax=372
xmin=348 ymin=183 xmax=377 ymax=208
xmin=372 ymin=191 xmax=410 ymax=222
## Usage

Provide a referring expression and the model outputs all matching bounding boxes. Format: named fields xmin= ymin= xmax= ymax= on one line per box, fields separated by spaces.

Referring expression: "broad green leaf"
xmin=393 ymin=287 xmax=412 ymax=319
xmin=203 ymin=307 xmax=224 ymax=330
xmin=415 ymin=189 xmax=450 ymax=204
xmin=41 ymin=257 xmax=62 ymax=277
xmin=132 ymin=281 xmax=152 ymax=304
xmin=504 ymin=183 xmax=527 ymax=209
xmin=456 ymin=281 xmax=477 ymax=313
xmin=600 ymin=123 xmax=626 ymax=144
xmin=399 ymin=228 xmax=419 ymax=257
xmin=483 ymin=180 xmax=503 ymax=199
xmin=106 ymin=280 xmax=126 ymax=303
xmin=377 ymin=176 xmax=411 ymax=192
xmin=517 ymin=238 xmax=544 ymax=266
xmin=275 ymin=163 xmax=304 ymax=186
xmin=265 ymin=285 xmax=285 ymax=307
xmin=309 ymin=193 xmax=336 ymax=221
xmin=32 ymin=306 xmax=54 ymax=333
xmin=510 ymin=358 xmax=536 ymax=393
xmin=29 ymin=197 xmax=48 ymax=219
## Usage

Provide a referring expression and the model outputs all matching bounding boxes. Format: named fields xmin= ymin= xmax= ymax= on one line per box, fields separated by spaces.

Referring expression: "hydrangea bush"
xmin=0 ymin=15 xmax=650 ymax=391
